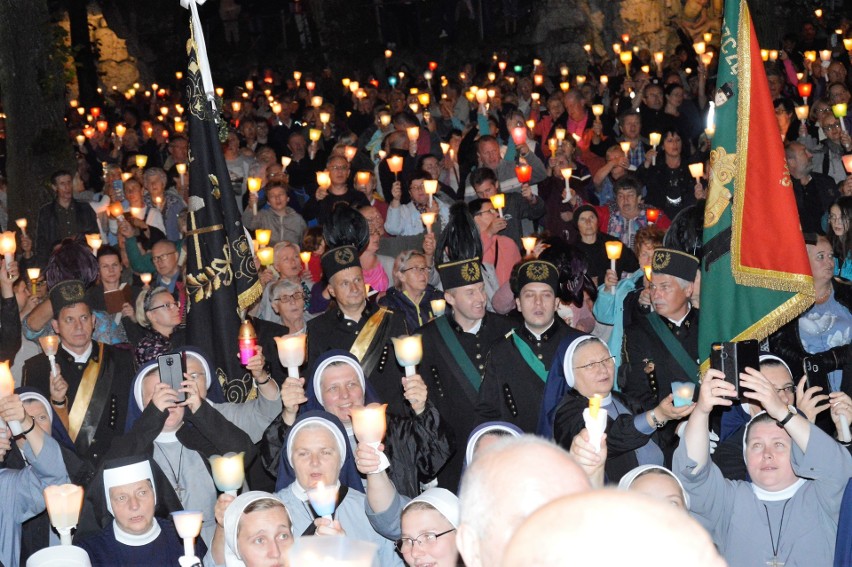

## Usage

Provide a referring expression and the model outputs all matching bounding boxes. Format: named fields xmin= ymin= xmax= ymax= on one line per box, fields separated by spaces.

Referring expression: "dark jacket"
xmin=35 ymin=199 xmax=99 ymax=267
xmin=378 ymin=285 xmax=445 ymax=332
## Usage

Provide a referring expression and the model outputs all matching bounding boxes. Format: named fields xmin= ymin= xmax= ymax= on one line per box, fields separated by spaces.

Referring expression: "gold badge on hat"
xmin=461 ymin=261 xmax=481 ymax=282
xmin=525 ymin=262 xmax=549 ymax=281
xmin=334 ymin=247 xmax=355 ymax=265
xmin=60 ymin=282 xmax=85 ymax=302
xmin=652 ymin=251 xmax=670 ymax=271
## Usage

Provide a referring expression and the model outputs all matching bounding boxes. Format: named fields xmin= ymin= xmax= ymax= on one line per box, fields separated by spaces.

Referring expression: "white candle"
xmin=209 ymin=452 xmax=245 ymax=496
xmin=0 ymin=361 xmax=22 ymax=434
xmin=605 ymin=241 xmax=623 ymax=273
xmin=275 ymin=334 xmax=307 ymax=379
xmin=391 ymin=335 xmax=422 ymax=377
xmin=307 ymin=481 xmax=337 ymax=521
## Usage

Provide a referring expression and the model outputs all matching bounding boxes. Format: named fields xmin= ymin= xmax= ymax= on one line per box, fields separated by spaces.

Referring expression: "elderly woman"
xmin=209 ymin=491 xmax=293 ymax=567
xmin=273 ymin=411 xmax=403 ymax=565
xmin=378 ymin=250 xmax=444 ymax=330
xmin=552 ymin=335 xmax=693 ymax=483
xmin=770 ymin=233 xmax=852 ymax=438
xmin=263 ymin=350 xmax=452 ymax=499
xmin=132 ymin=286 xmax=185 ymax=366
xmin=674 ymin=367 xmax=852 ymax=566
xmin=256 ymin=241 xmax=312 ymax=323
xmin=268 ymin=279 xmax=307 ymax=334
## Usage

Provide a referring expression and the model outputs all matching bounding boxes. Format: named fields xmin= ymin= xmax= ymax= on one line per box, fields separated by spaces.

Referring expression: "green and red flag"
xmin=698 ymin=0 xmax=813 ymax=366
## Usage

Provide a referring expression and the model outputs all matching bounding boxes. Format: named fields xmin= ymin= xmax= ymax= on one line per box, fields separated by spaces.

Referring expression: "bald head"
xmin=457 ymin=435 xmax=590 ymax=567
xmin=503 ymin=490 xmax=725 ymax=567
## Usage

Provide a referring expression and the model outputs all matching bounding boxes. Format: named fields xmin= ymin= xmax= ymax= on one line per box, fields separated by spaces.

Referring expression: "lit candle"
xmin=583 ymin=394 xmax=607 ymax=453
xmin=210 ymin=452 xmax=245 ymax=496
xmin=109 ymin=202 xmax=125 ymax=222
xmin=175 ymin=163 xmax=187 ymax=187
xmin=85 ymin=233 xmax=102 ymax=255
xmin=319 ymin=111 xmax=331 ymax=125
xmin=351 ymin=403 xmax=388 ymax=445
xmin=257 ymin=247 xmax=274 ymax=267
xmin=511 ymin=127 xmax=527 ymax=147
xmin=649 ymin=131 xmax=661 ymax=166
xmin=281 ymin=156 xmax=292 ymax=170
xmin=134 ymin=154 xmax=148 ymax=169
xmin=387 ymin=155 xmax=404 ymax=180
xmin=604 ymin=240 xmax=623 ymax=272
xmin=671 ymin=381 xmax=696 ymax=408
xmin=355 ymin=171 xmax=371 ymax=187
xmin=27 ymin=268 xmax=40 ymax=295
xmin=140 ymin=273 xmax=153 ymax=287
xmin=238 ymin=319 xmax=257 ymax=365
xmin=310 ymin=96 xmax=323 ymax=108
xmin=515 ymin=164 xmax=532 ymax=184
xmin=689 ymin=163 xmax=705 ymax=179
xmin=592 ymin=104 xmax=604 ymax=118
xmin=15 ymin=218 xmax=27 ymax=237
xmin=560 ymin=81 xmax=571 ymax=92
xmin=0 ymin=231 xmax=16 ymax=271
xmin=646 ymin=208 xmax=660 ymax=225
xmin=38 ymin=335 xmax=59 ymax=377
xmin=797 ymin=82 xmax=812 ymax=104
xmin=344 ymin=146 xmax=357 ymax=162
xmin=0 ymin=361 xmax=22 ymax=435
xmin=255 ymin=229 xmax=272 ymax=247
xmin=316 ymin=171 xmax=331 ymax=190
xmin=384 ymin=49 xmax=393 ymax=59
xmin=833 ymin=103 xmax=848 ymax=131
xmin=293 ymin=70 xmax=302 ymax=84
xmin=760 ymin=49 xmax=769 ymax=62
xmin=815 ymin=8 xmax=823 ymax=17
xmin=76 ymin=134 xmax=85 ymax=148
xmin=299 ymin=251 xmax=312 ymax=272
xmin=693 ymin=41 xmax=706 ymax=55
xmin=392 ymin=335 xmax=423 ymax=377
xmin=430 ymin=299 xmax=446 ymax=318
xmin=654 ymin=51 xmax=664 ymax=66
xmin=172 ymin=511 xmax=204 ymax=563
xmin=406 ymin=126 xmax=420 ymax=152
xmin=421 ymin=212 xmax=437 ymax=234
xmin=247 ymin=177 xmax=262 ymax=215
xmin=43 ymin=484 xmax=85 ymax=545
xmin=795 ymin=105 xmax=810 ymax=121
xmin=619 ymin=141 xmax=631 ymax=158
xmin=842 ymin=154 xmax=852 ymax=174
xmin=643 ymin=265 xmax=653 ymax=280
xmin=490 ymin=193 xmax=506 ymax=218
xmin=423 ymin=179 xmax=438 ymax=208
xmin=275 ymin=333 xmax=307 ymax=378
xmin=521 ymin=236 xmax=537 ymax=256
xmin=769 ymin=50 xmax=778 ymax=62
xmin=845 ymin=38 xmax=852 ymax=53
xmin=600 ymin=75 xmax=608 ymax=86
xmin=307 ymin=481 xmax=337 ymax=522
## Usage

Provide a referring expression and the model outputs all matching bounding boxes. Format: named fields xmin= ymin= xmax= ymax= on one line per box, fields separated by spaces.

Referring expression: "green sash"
xmin=646 ymin=313 xmax=699 ymax=383
xmin=509 ymin=331 xmax=548 ymax=383
xmin=435 ymin=315 xmax=483 ymax=391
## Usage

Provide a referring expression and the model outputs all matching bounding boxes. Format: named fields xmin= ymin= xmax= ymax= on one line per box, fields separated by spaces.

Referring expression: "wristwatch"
xmin=777 ymin=406 xmax=797 ymax=428
xmin=649 ymin=410 xmax=666 ymax=429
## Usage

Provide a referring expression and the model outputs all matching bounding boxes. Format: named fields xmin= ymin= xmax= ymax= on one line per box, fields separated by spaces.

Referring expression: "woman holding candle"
xmin=273 ymin=411 xmax=403 ymax=565
xmin=209 ymin=491 xmax=294 ymax=567
xmin=639 ymin=129 xmax=702 ymax=220
xmin=537 ymin=142 xmax=592 ymax=242
xmin=828 ymin=197 xmax=852 ymax=280
xmin=572 ymin=204 xmax=640 ymax=285
xmin=379 ymin=250 xmax=444 ymax=330
xmin=254 ymin=242 xmax=312 ymax=324
xmin=552 ymin=335 xmax=693 ymax=483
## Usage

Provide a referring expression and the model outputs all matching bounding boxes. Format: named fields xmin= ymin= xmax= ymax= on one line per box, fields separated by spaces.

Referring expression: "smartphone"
xmin=803 ymin=356 xmax=831 ymax=392
xmin=112 ymin=179 xmax=125 ymax=202
xmin=710 ymin=340 xmax=760 ymax=399
xmin=158 ymin=353 xmax=186 ymax=403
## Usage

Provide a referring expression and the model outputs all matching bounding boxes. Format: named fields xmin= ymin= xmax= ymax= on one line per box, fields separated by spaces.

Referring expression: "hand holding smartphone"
xmin=158 ymin=353 xmax=187 ymax=403
xmin=710 ymin=340 xmax=760 ymax=400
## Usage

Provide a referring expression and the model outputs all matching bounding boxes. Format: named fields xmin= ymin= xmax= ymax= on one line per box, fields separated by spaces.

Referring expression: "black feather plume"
xmin=323 ymin=203 xmax=370 ymax=253
xmin=436 ymin=202 xmax=482 ymax=264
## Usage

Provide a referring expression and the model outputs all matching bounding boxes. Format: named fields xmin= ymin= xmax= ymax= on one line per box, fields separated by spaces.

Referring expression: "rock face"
xmin=527 ymin=0 xmax=722 ymax=71
xmin=59 ymin=4 xmax=140 ymax=97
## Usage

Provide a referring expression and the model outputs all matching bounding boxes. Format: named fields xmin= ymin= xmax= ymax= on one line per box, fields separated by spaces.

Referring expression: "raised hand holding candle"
xmin=351 ymin=403 xmax=391 ymax=474
xmin=257 ymin=247 xmax=274 ymax=267
xmin=210 ymin=452 xmax=245 ymax=496
xmin=238 ymin=320 xmax=257 ymax=365
xmin=423 ymin=179 xmax=438 ymax=208
xmin=39 ymin=335 xmax=59 ymax=377
xmin=172 ymin=511 xmax=204 ymax=563
xmin=430 ymin=299 xmax=446 ymax=318
xmin=689 ymin=163 xmax=705 ymax=179
xmin=490 ymin=193 xmax=506 ymax=218
xmin=833 ymin=104 xmax=848 ymax=131
xmin=604 ymin=240 xmax=623 ymax=272
xmin=247 ymin=177 xmax=262 ymax=214
xmin=671 ymin=381 xmax=696 ymax=408
xmin=515 ymin=164 xmax=532 ymax=184
xmin=255 ymin=229 xmax=272 ymax=247
xmin=421 ymin=212 xmax=437 ymax=233
xmin=300 ymin=251 xmax=312 ymax=271
xmin=583 ymin=394 xmax=607 ymax=453
xmin=15 ymin=218 xmax=27 ymax=237
xmin=0 ymin=361 xmax=22 ymax=434
xmin=27 ymin=268 xmax=40 ymax=295
xmin=140 ymin=273 xmax=153 ymax=287
xmin=43 ymin=484 xmax=84 ymax=545
xmin=522 ymin=236 xmax=537 ymax=256
xmin=649 ymin=132 xmax=661 ymax=166
xmin=0 ymin=232 xmax=16 ymax=273
xmin=392 ymin=335 xmax=422 ymax=376
xmin=387 ymin=155 xmax=404 ymax=180
xmin=307 ymin=481 xmax=338 ymax=521
xmin=275 ymin=333 xmax=307 ymax=378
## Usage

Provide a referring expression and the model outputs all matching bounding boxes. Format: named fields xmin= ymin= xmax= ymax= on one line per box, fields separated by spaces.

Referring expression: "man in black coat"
xmin=22 ymin=280 xmax=135 ymax=470
xmin=419 ymin=257 xmax=513 ymax=488
xmin=34 ymin=170 xmax=99 ymax=267
xmin=477 ymin=259 xmax=579 ymax=432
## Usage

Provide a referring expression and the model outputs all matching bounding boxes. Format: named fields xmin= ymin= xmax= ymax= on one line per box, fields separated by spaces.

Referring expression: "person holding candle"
xmin=590 ymin=111 xmax=649 ymax=173
xmin=572 ymin=204 xmax=640 ymax=285
xmin=673 ymin=366 xmax=852 ymax=566
xmin=828 ymin=197 xmax=852 ymax=280
xmin=34 ymin=171 xmax=99 ymax=268
xmin=379 ymin=250 xmax=444 ymax=330
xmin=273 ymin=411 xmax=403 ymax=565
xmin=241 ymin=181 xmax=307 ymax=247
xmin=477 ymin=259 xmax=583 ymax=432
xmin=209 ymin=491 xmax=293 ymax=567
xmin=385 ymin=173 xmax=450 ymax=237
xmin=552 ymin=334 xmax=693 ymax=484
xmin=302 ymin=155 xmax=369 ymax=226
xmin=254 ymin=242 xmax=313 ymax=324
xmin=596 ymin=175 xmax=670 ymax=252
xmin=464 ymin=136 xmax=547 ymax=201
xmin=22 ymin=280 xmax=136 ymax=471
xmin=803 ymin=113 xmax=852 ymax=185
xmin=75 ymin=456 xmax=206 ymax=566
xmin=353 ymin=170 xmax=389 ymax=221
xmin=639 ymin=129 xmax=703 ymax=219
xmin=470 ymin=167 xmax=545 ymax=251
xmin=122 ymin=178 xmax=167 ymax=246
xmin=469 ymin=198 xmax=521 ymax=288
xmin=785 ymin=141 xmax=839 ymax=234
xmin=142 ymin=168 xmax=186 ymax=242
xmin=537 ymin=142 xmax=592 ymax=242
xmin=0 ymin=390 xmax=69 ymax=567
xmin=621 ymin=248 xmax=700 ymax=415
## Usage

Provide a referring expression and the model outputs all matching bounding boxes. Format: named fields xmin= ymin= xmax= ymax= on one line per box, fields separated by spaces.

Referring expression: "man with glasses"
xmin=621 ymin=249 xmax=700 ymax=450
xmin=476 ymin=260 xmax=582 ymax=432
xmin=302 ymin=155 xmax=369 ymax=226
xmin=785 ymin=141 xmax=838 ymax=233
xmin=22 ymin=280 xmax=135 ymax=471
xmin=385 ymin=171 xmax=449 ymax=236
xmin=807 ymin=113 xmax=852 ymax=185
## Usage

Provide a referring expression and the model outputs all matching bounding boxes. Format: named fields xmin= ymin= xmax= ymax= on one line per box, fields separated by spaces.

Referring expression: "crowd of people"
xmin=2 ymin=13 xmax=852 ymax=567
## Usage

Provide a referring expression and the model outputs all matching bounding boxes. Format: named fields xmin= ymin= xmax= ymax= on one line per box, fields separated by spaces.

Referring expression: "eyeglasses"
xmin=475 ymin=208 xmax=497 ymax=216
xmin=395 ymin=529 xmax=456 ymax=552
xmin=574 ymin=356 xmax=616 ymax=371
xmin=329 ymin=165 xmax=349 ymax=171
xmin=775 ymin=384 xmax=795 ymax=394
xmin=401 ymin=266 xmax=429 ymax=274
xmin=152 ymin=251 xmax=177 ymax=263
xmin=273 ymin=292 xmax=304 ymax=304
xmin=147 ymin=302 xmax=178 ymax=312
xmin=829 ymin=214 xmax=847 ymax=223
xmin=824 ymin=123 xmax=841 ymax=132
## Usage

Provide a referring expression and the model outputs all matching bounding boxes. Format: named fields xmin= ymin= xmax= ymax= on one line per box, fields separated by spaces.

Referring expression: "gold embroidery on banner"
xmin=704 ymin=147 xmax=736 ymax=228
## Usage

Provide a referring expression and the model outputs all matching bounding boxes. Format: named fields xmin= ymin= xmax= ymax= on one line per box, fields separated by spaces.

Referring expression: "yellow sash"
xmin=68 ymin=343 xmax=104 ymax=443
xmin=350 ymin=308 xmax=389 ymax=362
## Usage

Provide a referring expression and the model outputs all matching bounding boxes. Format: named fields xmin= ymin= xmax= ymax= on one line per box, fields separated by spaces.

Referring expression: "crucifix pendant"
xmin=175 ymin=484 xmax=186 ymax=504
xmin=767 ymin=558 xmax=785 ymax=567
